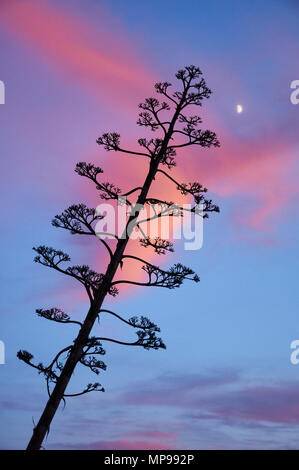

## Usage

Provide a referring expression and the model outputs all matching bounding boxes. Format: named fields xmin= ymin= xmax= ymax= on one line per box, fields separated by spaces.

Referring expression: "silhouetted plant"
xmin=18 ymin=65 xmax=220 ymax=450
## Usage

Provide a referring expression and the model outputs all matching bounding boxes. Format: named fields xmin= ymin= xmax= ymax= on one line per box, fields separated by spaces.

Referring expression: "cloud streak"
xmin=0 ymin=0 xmax=154 ymax=112
xmin=119 ymin=371 xmax=299 ymax=426
xmin=1 ymin=0 xmax=297 ymax=234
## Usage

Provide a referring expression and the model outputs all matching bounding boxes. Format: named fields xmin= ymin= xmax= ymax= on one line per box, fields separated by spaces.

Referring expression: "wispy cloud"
xmin=37 ymin=370 xmax=299 ymax=449
xmin=0 ymin=0 xmax=154 ymax=112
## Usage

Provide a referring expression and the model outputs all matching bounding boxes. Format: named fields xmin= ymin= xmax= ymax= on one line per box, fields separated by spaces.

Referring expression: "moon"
xmin=236 ymin=104 xmax=243 ymax=113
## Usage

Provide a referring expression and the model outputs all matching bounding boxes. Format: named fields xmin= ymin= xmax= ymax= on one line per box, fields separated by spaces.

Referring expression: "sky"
xmin=0 ymin=0 xmax=299 ymax=450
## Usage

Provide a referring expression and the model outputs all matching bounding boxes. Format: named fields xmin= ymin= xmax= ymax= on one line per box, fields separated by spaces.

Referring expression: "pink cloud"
xmin=1 ymin=0 xmax=297 ymax=237
xmin=90 ymin=439 xmax=173 ymax=450
xmin=0 ymin=0 xmax=154 ymax=112
xmin=124 ymin=430 xmax=177 ymax=441
xmin=207 ymin=382 xmax=299 ymax=424
xmin=119 ymin=371 xmax=299 ymax=425
xmin=178 ymin=130 xmax=298 ymax=231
